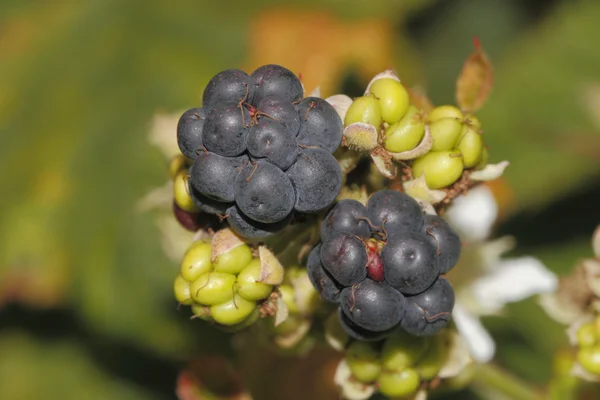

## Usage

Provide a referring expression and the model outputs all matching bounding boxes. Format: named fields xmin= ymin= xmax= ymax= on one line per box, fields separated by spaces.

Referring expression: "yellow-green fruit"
xmin=474 ymin=147 xmax=489 ymax=170
xmin=430 ymin=118 xmax=463 ymax=151
xmin=412 ymin=150 xmax=464 ymax=189
xmin=236 ymin=259 xmax=273 ymax=301
xmin=174 ymin=273 xmax=194 ymax=305
xmin=384 ymin=106 xmax=425 ymax=153
xmin=345 ymin=341 xmax=382 ymax=384
xmin=222 ymin=308 xmax=261 ymax=332
xmin=191 ymin=272 xmax=236 ymax=305
xmin=210 ymin=294 xmax=256 ymax=326
xmin=427 ymin=105 xmax=463 ymax=122
xmin=173 ymin=170 xmax=200 ymax=212
xmin=180 ymin=241 xmax=213 ymax=282
xmin=577 ymin=322 xmax=597 ymax=348
xmin=213 ymin=244 xmax=253 ymax=274
xmin=190 ymin=303 xmax=213 ymax=321
xmin=344 ymin=95 xmax=382 ymax=128
xmin=416 ymin=336 xmax=448 ymax=380
xmin=456 ymin=126 xmax=483 ymax=168
xmin=377 ymin=369 xmax=420 ymax=398
xmin=169 ymin=154 xmax=188 ymax=179
xmin=279 ymin=284 xmax=299 ymax=314
xmin=368 ymin=78 xmax=410 ymax=124
xmin=464 ymin=113 xmax=482 ymax=131
xmin=577 ymin=345 xmax=600 ymax=375
xmin=382 ymin=333 xmax=429 ymax=371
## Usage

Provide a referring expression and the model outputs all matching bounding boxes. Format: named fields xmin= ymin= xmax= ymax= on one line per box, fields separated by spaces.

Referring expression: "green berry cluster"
xmin=173 ymin=237 xmax=277 ymax=330
xmin=343 ymin=75 xmax=488 ymax=190
xmin=575 ymin=318 xmax=600 ymax=375
xmin=343 ymin=332 xmax=449 ymax=398
xmin=325 ymin=311 xmax=450 ymax=399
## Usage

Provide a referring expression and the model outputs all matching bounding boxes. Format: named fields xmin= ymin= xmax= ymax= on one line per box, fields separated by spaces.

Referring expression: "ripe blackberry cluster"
xmin=307 ymin=190 xmax=460 ymax=340
xmin=176 ymin=65 xmax=344 ymax=238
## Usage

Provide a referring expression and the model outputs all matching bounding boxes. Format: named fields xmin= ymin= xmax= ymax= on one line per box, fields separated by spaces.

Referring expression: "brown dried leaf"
xmin=456 ymin=37 xmax=494 ymax=113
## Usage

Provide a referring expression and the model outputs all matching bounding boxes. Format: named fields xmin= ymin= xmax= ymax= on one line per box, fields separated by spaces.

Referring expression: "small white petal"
xmin=149 ymin=111 xmax=182 ymax=159
xmin=453 ymin=304 xmax=496 ymax=363
xmin=307 ymin=86 xmax=321 ymax=98
xmin=470 ymin=257 xmax=558 ymax=314
xmin=469 ymin=161 xmax=510 ymax=182
xmin=334 ymin=360 xmax=376 ymax=400
xmin=326 ymin=94 xmax=353 ymax=121
xmin=444 ymin=185 xmax=498 ymax=241
xmin=438 ymin=331 xmax=473 ymax=378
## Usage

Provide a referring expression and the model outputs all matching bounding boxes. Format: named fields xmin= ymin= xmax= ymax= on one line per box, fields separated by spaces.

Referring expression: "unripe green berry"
xmin=412 ymin=150 xmax=464 ymax=189
xmin=224 ymin=308 xmax=261 ymax=332
xmin=191 ymin=272 xmax=236 ymax=305
xmin=377 ymin=368 xmax=420 ymax=398
xmin=427 ymin=105 xmax=463 ymax=122
xmin=236 ymin=259 xmax=273 ymax=301
xmin=384 ymin=106 xmax=425 ymax=153
xmin=170 ymin=154 xmax=188 ymax=180
xmin=210 ymin=294 xmax=256 ymax=326
xmin=190 ymin=303 xmax=213 ymax=321
xmin=382 ymin=333 xmax=429 ymax=371
xmin=416 ymin=336 xmax=447 ymax=380
xmin=464 ymin=113 xmax=482 ymax=131
xmin=345 ymin=341 xmax=382 ymax=384
xmin=430 ymin=118 xmax=463 ymax=151
xmin=213 ymin=244 xmax=253 ymax=274
xmin=174 ymin=273 xmax=194 ymax=305
xmin=180 ymin=241 xmax=213 ymax=282
xmin=577 ymin=322 xmax=597 ymax=348
xmin=174 ymin=170 xmax=200 ymax=212
xmin=368 ymin=78 xmax=410 ymax=124
xmin=456 ymin=126 xmax=483 ymax=168
xmin=279 ymin=284 xmax=299 ymax=314
xmin=474 ymin=147 xmax=489 ymax=170
xmin=344 ymin=95 xmax=382 ymax=128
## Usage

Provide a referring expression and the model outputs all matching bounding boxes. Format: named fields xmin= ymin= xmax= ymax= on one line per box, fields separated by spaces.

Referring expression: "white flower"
xmin=445 ymin=186 xmax=558 ymax=363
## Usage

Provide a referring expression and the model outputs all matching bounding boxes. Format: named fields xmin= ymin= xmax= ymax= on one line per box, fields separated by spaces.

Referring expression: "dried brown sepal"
xmin=387 ymin=124 xmax=433 ymax=161
xmin=258 ymin=246 xmax=285 ymax=285
xmin=211 ymin=228 xmax=245 ymax=262
xmin=434 ymin=169 xmax=483 ymax=215
xmin=456 ymin=37 xmax=494 ymax=113
xmin=370 ymin=148 xmax=397 ymax=179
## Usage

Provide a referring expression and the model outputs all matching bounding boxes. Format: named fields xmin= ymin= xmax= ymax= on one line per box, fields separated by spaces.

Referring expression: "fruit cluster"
xmin=575 ymin=318 xmax=600 ymax=375
xmin=340 ymin=331 xmax=449 ymax=398
xmin=173 ymin=236 xmax=278 ymax=329
xmin=343 ymin=74 xmax=487 ymax=189
xmin=307 ymin=190 xmax=460 ymax=340
xmin=176 ymin=64 xmax=344 ymax=238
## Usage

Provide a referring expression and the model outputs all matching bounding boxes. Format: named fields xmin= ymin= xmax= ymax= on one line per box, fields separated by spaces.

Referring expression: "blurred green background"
xmin=1 ymin=0 xmax=600 ymax=399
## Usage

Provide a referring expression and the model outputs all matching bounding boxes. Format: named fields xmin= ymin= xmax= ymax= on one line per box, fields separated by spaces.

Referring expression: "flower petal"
xmin=470 ymin=257 xmax=558 ymax=314
xmin=444 ymin=185 xmax=498 ymax=241
xmin=452 ymin=304 xmax=496 ymax=363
